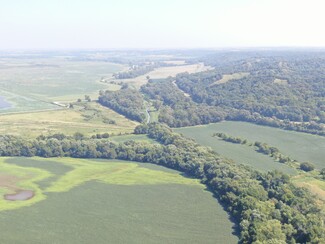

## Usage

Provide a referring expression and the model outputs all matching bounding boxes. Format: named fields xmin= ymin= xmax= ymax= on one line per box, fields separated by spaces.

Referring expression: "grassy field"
xmin=0 ymin=58 xmax=124 ymax=113
xmin=176 ymin=121 xmax=325 ymax=170
xmin=118 ymin=63 xmax=212 ymax=89
xmin=211 ymin=72 xmax=249 ymax=85
xmin=0 ymin=157 xmax=238 ymax=243
xmin=0 ymin=102 xmax=138 ymax=137
xmin=293 ymin=173 xmax=325 ymax=202
xmin=149 ymin=110 xmax=160 ymax=122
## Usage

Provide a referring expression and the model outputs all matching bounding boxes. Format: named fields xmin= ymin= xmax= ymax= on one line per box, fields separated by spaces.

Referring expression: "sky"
xmin=1 ymin=0 xmax=325 ymax=49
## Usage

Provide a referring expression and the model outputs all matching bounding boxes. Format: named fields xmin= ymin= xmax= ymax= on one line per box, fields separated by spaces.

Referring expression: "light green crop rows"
xmin=0 ymin=157 xmax=199 ymax=211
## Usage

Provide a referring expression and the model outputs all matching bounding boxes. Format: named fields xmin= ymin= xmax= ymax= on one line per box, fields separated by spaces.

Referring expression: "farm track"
xmin=146 ymin=107 xmax=150 ymax=124
xmin=172 ymin=80 xmax=190 ymax=97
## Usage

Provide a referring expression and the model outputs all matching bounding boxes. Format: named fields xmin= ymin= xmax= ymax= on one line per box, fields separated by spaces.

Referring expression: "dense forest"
xmin=139 ymin=77 xmax=325 ymax=135
xmin=97 ymin=51 xmax=325 ymax=136
xmin=0 ymin=124 xmax=324 ymax=243
xmin=141 ymin=79 xmax=225 ymax=127
xmin=98 ymin=88 xmax=145 ymax=122
xmin=175 ymin=52 xmax=325 ymax=134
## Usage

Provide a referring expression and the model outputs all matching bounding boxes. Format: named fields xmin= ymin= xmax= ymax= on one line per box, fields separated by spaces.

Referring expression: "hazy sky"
xmin=1 ymin=0 xmax=325 ymax=49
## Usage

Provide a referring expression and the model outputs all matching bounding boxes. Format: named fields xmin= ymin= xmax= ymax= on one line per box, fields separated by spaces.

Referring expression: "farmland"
xmin=0 ymin=50 xmax=324 ymax=243
xmin=175 ymin=122 xmax=325 ymax=205
xmin=0 ymin=55 xmax=141 ymax=137
xmin=3 ymin=0 xmax=325 ymax=240
xmin=0 ymin=58 xmax=123 ymax=113
xmin=175 ymin=121 xmax=325 ymax=170
xmin=0 ymin=157 xmax=237 ymax=244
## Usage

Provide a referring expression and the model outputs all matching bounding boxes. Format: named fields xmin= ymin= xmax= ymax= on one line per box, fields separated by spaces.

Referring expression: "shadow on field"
xmin=178 ymin=171 xmax=240 ymax=241
xmin=203 ymin=186 xmax=241 ymax=241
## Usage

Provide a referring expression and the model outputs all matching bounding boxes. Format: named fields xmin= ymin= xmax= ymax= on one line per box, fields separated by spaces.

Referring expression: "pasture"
xmin=0 ymin=102 xmax=138 ymax=137
xmin=0 ymin=157 xmax=238 ymax=243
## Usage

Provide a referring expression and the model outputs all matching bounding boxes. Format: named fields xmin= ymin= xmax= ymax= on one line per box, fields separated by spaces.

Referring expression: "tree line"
xmin=113 ymin=62 xmax=176 ymax=79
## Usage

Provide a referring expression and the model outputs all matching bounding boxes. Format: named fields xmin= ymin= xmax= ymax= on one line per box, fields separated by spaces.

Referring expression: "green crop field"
xmin=175 ymin=121 xmax=325 ymax=172
xmin=0 ymin=58 xmax=124 ymax=113
xmin=0 ymin=157 xmax=238 ymax=244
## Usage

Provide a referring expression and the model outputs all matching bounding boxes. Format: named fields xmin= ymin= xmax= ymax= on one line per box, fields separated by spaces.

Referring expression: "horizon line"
xmin=2 ymin=46 xmax=325 ymax=52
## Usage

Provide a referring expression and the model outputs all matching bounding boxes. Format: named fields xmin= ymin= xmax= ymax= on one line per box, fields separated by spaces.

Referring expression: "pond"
xmin=0 ymin=96 xmax=11 ymax=109
xmin=5 ymin=190 xmax=34 ymax=201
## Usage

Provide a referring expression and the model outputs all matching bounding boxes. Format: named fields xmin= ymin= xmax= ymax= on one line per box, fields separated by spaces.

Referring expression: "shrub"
xmin=300 ymin=162 xmax=315 ymax=172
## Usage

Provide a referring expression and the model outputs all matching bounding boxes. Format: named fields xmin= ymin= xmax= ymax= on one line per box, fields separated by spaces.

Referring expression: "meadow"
xmin=293 ymin=173 xmax=325 ymax=202
xmin=175 ymin=121 xmax=325 ymax=170
xmin=0 ymin=157 xmax=238 ymax=243
xmin=212 ymin=72 xmax=249 ymax=85
xmin=0 ymin=102 xmax=138 ymax=137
